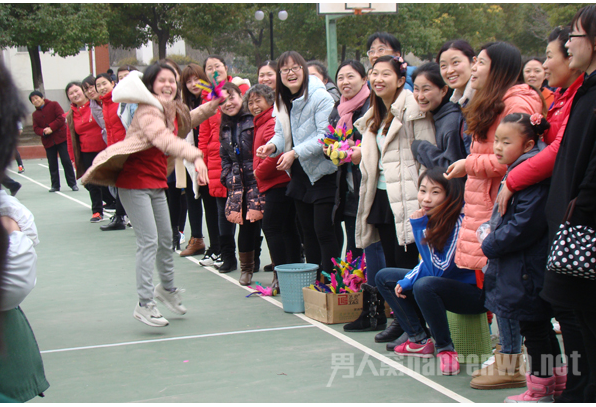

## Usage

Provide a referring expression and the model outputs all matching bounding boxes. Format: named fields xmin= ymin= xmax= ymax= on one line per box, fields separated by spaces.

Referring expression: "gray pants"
xmin=119 ymin=188 xmax=175 ymax=304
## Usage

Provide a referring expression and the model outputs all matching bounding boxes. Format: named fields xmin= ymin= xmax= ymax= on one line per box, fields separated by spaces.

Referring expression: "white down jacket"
xmin=354 ymin=89 xmax=435 ymax=249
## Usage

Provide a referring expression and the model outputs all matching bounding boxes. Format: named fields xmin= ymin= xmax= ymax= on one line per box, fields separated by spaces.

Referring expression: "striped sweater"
xmin=398 ymin=213 xmax=476 ymax=291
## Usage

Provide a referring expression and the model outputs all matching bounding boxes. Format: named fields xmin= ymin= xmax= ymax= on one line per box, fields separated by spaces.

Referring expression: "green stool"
xmin=446 ymin=311 xmax=492 ymax=364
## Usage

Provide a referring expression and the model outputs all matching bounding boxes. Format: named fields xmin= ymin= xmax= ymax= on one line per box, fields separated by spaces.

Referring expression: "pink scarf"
xmin=337 ymin=84 xmax=370 ymax=131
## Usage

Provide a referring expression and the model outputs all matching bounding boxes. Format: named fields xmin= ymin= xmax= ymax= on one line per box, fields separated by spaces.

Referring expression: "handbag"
xmin=547 ymin=198 xmax=596 ymax=280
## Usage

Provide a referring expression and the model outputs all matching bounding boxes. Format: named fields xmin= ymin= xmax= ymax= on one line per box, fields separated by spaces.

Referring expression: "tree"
xmin=107 ymin=4 xmax=187 ymax=60
xmin=0 ymin=3 xmax=108 ymax=93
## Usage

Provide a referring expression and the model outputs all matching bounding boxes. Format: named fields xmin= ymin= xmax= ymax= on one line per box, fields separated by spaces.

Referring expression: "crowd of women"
xmin=9 ymin=4 xmax=595 ymax=403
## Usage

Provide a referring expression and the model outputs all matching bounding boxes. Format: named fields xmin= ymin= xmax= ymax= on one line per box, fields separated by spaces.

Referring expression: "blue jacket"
xmin=398 ymin=213 xmax=476 ymax=291
xmin=269 ymin=75 xmax=336 ymax=184
xmin=411 ymin=101 xmax=467 ymax=169
xmin=482 ymin=145 xmax=552 ymax=321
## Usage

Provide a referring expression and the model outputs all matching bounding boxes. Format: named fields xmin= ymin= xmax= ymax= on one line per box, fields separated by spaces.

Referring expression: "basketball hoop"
xmin=353 ymin=8 xmax=373 ymax=15
xmin=317 ymin=3 xmax=398 ymax=16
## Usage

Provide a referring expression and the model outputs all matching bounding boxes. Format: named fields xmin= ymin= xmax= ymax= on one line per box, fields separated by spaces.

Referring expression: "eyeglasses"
xmin=567 ymin=33 xmax=587 ymax=41
xmin=280 ymin=66 xmax=302 ymax=75
xmin=367 ymin=48 xmax=392 ymax=57
xmin=206 ymin=63 xmax=224 ymax=71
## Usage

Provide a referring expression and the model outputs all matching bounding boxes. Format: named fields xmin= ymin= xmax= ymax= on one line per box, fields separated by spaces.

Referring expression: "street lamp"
xmin=255 ymin=10 xmax=288 ymax=60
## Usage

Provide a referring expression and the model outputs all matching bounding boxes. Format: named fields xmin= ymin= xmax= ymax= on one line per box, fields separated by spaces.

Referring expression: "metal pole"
xmin=325 ymin=15 xmax=338 ymax=79
xmin=269 ymin=11 xmax=274 ymax=60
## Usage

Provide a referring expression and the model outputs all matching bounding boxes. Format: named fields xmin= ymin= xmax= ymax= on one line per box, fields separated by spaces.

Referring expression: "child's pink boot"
xmin=504 ymin=374 xmax=555 ymax=403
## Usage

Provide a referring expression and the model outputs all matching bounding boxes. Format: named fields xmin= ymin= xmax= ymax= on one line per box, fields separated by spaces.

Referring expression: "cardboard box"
xmin=302 ymin=287 xmax=363 ymax=324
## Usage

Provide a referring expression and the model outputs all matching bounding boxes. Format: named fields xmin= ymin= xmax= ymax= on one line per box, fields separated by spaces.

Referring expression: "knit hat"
xmin=29 ymin=90 xmax=44 ymax=101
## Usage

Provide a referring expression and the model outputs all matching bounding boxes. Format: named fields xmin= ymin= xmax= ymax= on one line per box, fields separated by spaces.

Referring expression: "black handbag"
xmin=547 ymin=198 xmax=596 ymax=280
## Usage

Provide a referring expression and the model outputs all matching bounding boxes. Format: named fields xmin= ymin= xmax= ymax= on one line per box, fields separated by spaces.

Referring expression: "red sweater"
xmin=66 ymin=101 xmax=107 ymax=161
xmin=116 ymin=119 xmax=178 ymax=190
xmin=252 ymin=106 xmax=290 ymax=193
xmin=198 ymin=76 xmax=249 ymax=198
xmin=100 ymin=90 xmax=127 ymax=146
xmin=506 ymin=74 xmax=585 ymax=193
xmin=32 ymin=99 xmax=67 ymax=148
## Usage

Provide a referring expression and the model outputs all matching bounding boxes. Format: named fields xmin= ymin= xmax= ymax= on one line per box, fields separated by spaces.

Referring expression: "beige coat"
xmin=80 ymin=98 xmax=210 ymax=187
xmin=354 ymin=89 xmax=435 ymax=249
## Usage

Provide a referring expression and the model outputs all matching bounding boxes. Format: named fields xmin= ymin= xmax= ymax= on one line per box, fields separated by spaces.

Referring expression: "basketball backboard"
xmin=317 ymin=3 xmax=398 ymax=15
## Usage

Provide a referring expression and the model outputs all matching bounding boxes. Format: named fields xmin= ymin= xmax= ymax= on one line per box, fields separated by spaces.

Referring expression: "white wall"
xmin=136 ymin=42 xmax=153 ymax=65
xmin=3 ymin=47 xmax=92 ymax=123
xmin=136 ymin=39 xmax=187 ymax=65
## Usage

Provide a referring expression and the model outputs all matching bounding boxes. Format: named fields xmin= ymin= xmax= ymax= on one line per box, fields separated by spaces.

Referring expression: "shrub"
xmin=115 ymin=57 xmax=140 ymax=67
xmin=149 ymin=54 xmax=200 ymax=66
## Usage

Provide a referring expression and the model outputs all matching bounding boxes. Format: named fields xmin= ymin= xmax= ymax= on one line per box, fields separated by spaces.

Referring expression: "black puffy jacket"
xmin=482 ymin=146 xmax=552 ymax=321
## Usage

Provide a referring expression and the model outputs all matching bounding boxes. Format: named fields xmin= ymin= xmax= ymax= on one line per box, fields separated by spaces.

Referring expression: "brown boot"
xmin=179 ymin=237 xmax=206 ymax=257
xmin=239 ymin=251 xmax=254 ymax=286
xmin=271 ymin=270 xmax=280 ymax=294
xmin=472 ymin=344 xmax=502 ymax=378
xmin=470 ymin=351 xmax=527 ymax=390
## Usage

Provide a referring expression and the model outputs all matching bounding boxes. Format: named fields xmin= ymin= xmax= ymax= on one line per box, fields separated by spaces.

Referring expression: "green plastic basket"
xmin=275 ymin=263 xmax=318 ymax=313
xmin=446 ymin=312 xmax=493 ymax=364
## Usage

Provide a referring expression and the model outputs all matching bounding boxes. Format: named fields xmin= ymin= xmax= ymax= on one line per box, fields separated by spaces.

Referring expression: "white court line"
xmin=38 ymin=163 xmax=63 ymax=171
xmin=40 ymin=325 xmax=314 ymax=354
xmin=7 ymin=169 xmax=91 ymax=209
xmin=25 ymin=167 xmax=473 ymax=403
xmin=183 ymin=255 xmax=472 ymax=403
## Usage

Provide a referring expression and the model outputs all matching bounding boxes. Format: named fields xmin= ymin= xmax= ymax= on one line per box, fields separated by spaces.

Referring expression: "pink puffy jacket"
xmin=455 ymin=84 xmax=543 ymax=270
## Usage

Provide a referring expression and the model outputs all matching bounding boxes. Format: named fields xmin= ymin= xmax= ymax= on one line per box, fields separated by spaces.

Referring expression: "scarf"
xmin=337 ymin=84 xmax=370 ymax=131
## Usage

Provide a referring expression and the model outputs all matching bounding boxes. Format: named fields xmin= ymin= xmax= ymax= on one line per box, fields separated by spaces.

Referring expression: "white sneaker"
xmin=133 ymin=301 xmax=169 ymax=327
xmin=179 ymin=232 xmax=186 ymax=245
xmin=199 ymin=250 xmax=221 ymax=267
xmin=154 ymin=283 xmax=187 ymax=315
xmin=213 ymin=255 xmax=223 ymax=268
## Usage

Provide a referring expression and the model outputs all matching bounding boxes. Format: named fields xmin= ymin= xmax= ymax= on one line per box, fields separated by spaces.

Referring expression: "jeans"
xmin=496 ymin=316 xmax=523 ymax=354
xmin=119 ymin=188 xmax=175 ymax=304
xmin=363 ymin=241 xmax=385 ymax=288
xmin=376 ymin=267 xmax=487 ymax=353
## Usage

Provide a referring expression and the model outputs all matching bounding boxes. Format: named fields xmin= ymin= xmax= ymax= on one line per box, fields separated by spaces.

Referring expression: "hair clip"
xmin=530 ymin=113 xmax=543 ymax=126
xmin=392 ymin=56 xmax=407 ymax=75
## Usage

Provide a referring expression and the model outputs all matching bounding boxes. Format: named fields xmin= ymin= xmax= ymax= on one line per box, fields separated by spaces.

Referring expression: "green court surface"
xmin=8 ymin=160 xmax=521 ymax=403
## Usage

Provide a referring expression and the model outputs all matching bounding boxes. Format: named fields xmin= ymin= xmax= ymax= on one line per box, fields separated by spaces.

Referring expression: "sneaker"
xmin=90 ymin=213 xmax=103 ymax=223
xmin=199 ymin=249 xmax=220 ymax=267
xmin=18 ymin=165 xmax=24 ymax=173
xmin=437 ymin=351 xmax=460 ymax=375
xmin=71 ymin=185 xmax=79 ymax=191
xmin=394 ymin=339 xmax=435 ymax=358
xmin=133 ymin=301 xmax=169 ymax=327
xmin=179 ymin=232 xmax=186 ymax=245
xmin=213 ymin=255 xmax=224 ymax=268
xmin=154 ymin=283 xmax=187 ymax=315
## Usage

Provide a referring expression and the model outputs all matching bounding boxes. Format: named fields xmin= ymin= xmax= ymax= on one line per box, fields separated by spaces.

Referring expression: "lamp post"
xmin=255 ymin=9 xmax=288 ymax=60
